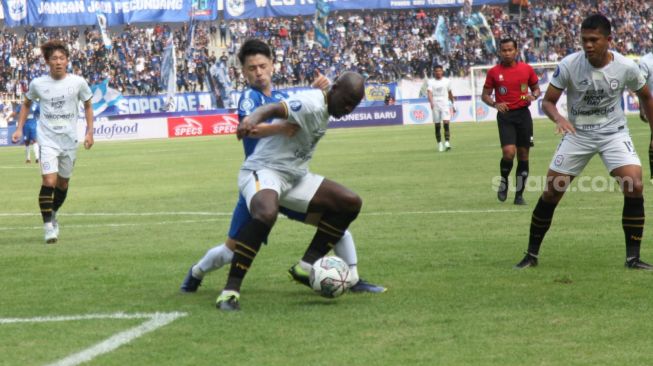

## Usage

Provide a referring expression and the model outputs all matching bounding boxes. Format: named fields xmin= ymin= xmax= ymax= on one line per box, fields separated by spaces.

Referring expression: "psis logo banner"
xmin=409 ymin=104 xmax=430 ymax=124
xmin=472 ymin=98 xmax=490 ymax=120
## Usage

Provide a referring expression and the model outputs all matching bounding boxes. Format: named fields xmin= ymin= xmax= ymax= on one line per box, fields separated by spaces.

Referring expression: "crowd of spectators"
xmin=0 ymin=0 xmax=651 ymax=103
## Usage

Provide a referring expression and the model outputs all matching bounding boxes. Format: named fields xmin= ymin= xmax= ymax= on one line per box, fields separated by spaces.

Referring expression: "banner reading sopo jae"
xmin=167 ymin=114 xmax=239 ymax=138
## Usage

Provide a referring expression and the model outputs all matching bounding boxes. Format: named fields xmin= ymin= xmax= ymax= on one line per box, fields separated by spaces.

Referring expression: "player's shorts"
xmin=39 ymin=145 xmax=76 ymax=178
xmin=23 ymin=123 xmax=37 ymax=143
xmin=549 ymin=129 xmax=641 ymax=176
xmin=227 ymin=194 xmax=308 ymax=239
xmin=432 ymin=103 xmax=451 ymax=123
xmin=497 ymin=107 xmax=533 ymax=147
xmin=238 ymin=168 xmax=324 ymax=214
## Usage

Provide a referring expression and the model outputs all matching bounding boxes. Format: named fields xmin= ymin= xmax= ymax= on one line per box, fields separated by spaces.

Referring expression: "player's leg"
xmin=50 ymin=149 xmax=75 ymax=238
xmin=496 ymin=113 xmax=517 ymax=202
xmin=433 ymin=107 xmax=443 ymax=151
xmin=515 ymin=133 xmax=591 ymax=269
xmin=602 ymin=133 xmax=652 ymax=269
xmin=514 ymin=110 xmax=533 ymax=205
xmin=217 ymin=169 xmax=284 ymax=311
xmin=32 ymin=141 xmax=40 ymax=163
xmin=180 ymin=197 xmax=248 ymax=292
xmin=442 ymin=104 xmax=452 ymax=151
xmin=648 ymin=132 xmax=653 ymax=184
xmin=38 ymin=146 xmax=61 ymax=243
xmin=24 ymin=140 xmax=31 ymax=163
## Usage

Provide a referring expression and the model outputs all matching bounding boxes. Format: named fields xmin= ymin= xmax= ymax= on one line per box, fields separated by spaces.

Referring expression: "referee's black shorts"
xmin=497 ymin=107 xmax=533 ymax=148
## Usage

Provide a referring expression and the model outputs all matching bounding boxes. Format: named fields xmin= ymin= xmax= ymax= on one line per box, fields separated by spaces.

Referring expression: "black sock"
xmin=224 ymin=219 xmax=270 ymax=292
xmin=623 ymin=196 xmax=645 ymax=259
xmin=302 ymin=210 xmax=359 ymax=265
xmin=443 ymin=123 xmax=450 ymax=141
xmin=53 ymin=187 xmax=68 ymax=212
xmin=434 ymin=123 xmax=441 ymax=143
xmin=39 ymin=186 xmax=55 ymax=223
xmin=499 ymin=158 xmax=513 ymax=191
xmin=515 ymin=160 xmax=529 ymax=197
xmin=528 ymin=197 xmax=558 ymax=255
xmin=648 ymin=134 xmax=653 ymax=179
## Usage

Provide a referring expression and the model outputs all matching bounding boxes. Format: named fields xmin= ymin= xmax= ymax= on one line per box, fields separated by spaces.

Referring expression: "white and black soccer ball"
xmin=309 ymin=256 xmax=351 ymax=298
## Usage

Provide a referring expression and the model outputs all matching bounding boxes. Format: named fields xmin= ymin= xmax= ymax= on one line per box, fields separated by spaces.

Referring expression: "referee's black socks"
xmin=499 ymin=158 xmax=513 ymax=191
xmin=516 ymin=160 xmax=529 ymax=198
xmin=623 ymin=196 xmax=644 ymax=259
xmin=527 ymin=197 xmax=558 ymax=256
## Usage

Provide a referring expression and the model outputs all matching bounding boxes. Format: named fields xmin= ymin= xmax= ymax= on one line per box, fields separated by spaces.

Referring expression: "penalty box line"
xmin=0 ymin=311 xmax=187 ymax=366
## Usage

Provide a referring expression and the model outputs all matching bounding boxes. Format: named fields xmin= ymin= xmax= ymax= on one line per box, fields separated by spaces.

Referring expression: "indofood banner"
xmin=2 ymin=0 xmax=217 ymax=28
xmin=225 ymin=0 xmax=508 ymax=19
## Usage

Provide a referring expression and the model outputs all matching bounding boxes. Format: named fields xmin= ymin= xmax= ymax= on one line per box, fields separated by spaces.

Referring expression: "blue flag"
xmin=466 ymin=12 xmax=496 ymax=54
xmin=90 ymin=79 xmax=122 ymax=116
xmin=161 ymin=34 xmax=177 ymax=111
xmin=96 ymin=11 xmax=113 ymax=51
xmin=434 ymin=15 xmax=450 ymax=55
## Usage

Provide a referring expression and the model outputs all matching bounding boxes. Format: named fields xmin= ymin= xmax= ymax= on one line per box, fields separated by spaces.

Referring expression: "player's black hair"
xmin=237 ymin=38 xmax=272 ymax=65
xmin=499 ymin=38 xmax=517 ymax=49
xmin=581 ymin=14 xmax=611 ymax=36
xmin=433 ymin=65 xmax=444 ymax=70
xmin=40 ymin=40 xmax=69 ymax=61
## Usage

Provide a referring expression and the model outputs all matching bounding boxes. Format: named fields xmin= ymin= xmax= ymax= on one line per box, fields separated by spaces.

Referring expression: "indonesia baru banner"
xmin=225 ymin=0 xmax=508 ymax=19
xmin=2 ymin=0 xmax=217 ymax=28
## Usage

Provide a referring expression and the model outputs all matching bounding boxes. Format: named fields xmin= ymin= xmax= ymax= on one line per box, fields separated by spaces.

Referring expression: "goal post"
xmin=470 ymin=62 xmax=560 ymax=122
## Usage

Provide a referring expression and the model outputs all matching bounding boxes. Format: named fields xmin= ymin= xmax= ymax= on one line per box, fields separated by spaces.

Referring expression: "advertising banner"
xmin=0 ymin=126 xmax=17 ymax=147
xmin=167 ymin=113 xmax=239 ymax=138
xmin=97 ymin=92 xmax=214 ymax=117
xmin=77 ymin=117 xmax=168 ymax=142
xmin=225 ymin=0 xmax=508 ymax=20
xmin=2 ymin=0 xmax=217 ymax=28
xmin=328 ymin=105 xmax=402 ymax=128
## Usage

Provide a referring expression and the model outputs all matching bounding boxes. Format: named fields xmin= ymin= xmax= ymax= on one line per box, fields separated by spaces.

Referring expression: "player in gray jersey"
xmin=11 ymin=40 xmax=94 ymax=244
xmin=515 ymin=14 xmax=653 ymax=270
xmin=216 ymin=72 xmax=366 ymax=311
xmin=637 ymin=51 xmax=653 ymax=183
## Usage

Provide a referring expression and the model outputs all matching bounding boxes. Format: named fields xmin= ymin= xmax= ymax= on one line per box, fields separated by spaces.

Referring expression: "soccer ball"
xmin=309 ymin=256 xmax=351 ymax=298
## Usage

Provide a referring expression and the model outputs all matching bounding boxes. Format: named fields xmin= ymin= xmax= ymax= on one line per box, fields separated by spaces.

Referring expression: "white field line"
xmin=0 ymin=312 xmax=187 ymax=366
xmin=0 ymin=218 xmax=226 ymax=231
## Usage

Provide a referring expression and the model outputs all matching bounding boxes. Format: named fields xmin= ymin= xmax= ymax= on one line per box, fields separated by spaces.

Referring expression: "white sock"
xmin=192 ymin=243 xmax=234 ymax=278
xmin=348 ymin=265 xmax=360 ymax=286
xmin=334 ymin=230 xmax=358 ymax=266
xmin=25 ymin=146 xmax=30 ymax=160
xmin=299 ymin=260 xmax=312 ymax=272
xmin=33 ymin=143 xmax=40 ymax=159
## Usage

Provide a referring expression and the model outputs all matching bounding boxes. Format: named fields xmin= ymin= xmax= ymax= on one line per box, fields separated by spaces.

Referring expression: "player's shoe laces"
xmin=514 ymin=195 xmax=527 ymax=205
xmin=514 ymin=252 xmax=538 ymax=269
xmin=288 ymin=263 xmax=311 ymax=288
xmin=350 ymin=278 xmax=386 ymax=293
xmin=44 ymin=223 xmax=57 ymax=244
xmin=438 ymin=142 xmax=445 ymax=152
xmin=497 ymin=178 xmax=508 ymax=202
xmin=180 ymin=266 xmax=203 ymax=292
xmin=444 ymin=141 xmax=451 ymax=151
xmin=625 ymin=257 xmax=653 ymax=270
xmin=216 ymin=290 xmax=240 ymax=311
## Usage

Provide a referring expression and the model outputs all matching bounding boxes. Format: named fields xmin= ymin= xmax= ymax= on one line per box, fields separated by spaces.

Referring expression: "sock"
xmin=194 ymin=243 xmax=234 ymax=277
xmin=224 ymin=219 xmax=270 ymax=292
xmin=648 ymin=134 xmax=653 ymax=179
xmin=348 ymin=265 xmax=360 ymax=285
xmin=434 ymin=123 xmax=441 ymax=143
xmin=527 ymin=197 xmax=558 ymax=255
xmin=302 ymin=210 xmax=359 ymax=266
xmin=25 ymin=145 xmax=31 ymax=160
xmin=53 ymin=187 xmax=68 ymax=212
xmin=623 ymin=196 xmax=645 ymax=259
xmin=515 ymin=160 xmax=529 ymax=197
xmin=33 ymin=143 xmax=40 ymax=160
xmin=443 ymin=123 xmax=450 ymax=141
xmin=499 ymin=158 xmax=513 ymax=191
xmin=39 ymin=185 xmax=55 ymax=223
xmin=333 ymin=230 xmax=358 ymax=266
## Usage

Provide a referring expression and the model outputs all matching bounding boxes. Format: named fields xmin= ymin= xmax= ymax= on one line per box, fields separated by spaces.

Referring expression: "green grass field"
xmin=2 ymin=117 xmax=653 ymax=365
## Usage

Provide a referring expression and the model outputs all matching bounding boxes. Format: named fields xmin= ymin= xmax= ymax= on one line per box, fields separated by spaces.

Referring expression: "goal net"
xmin=469 ymin=62 xmax=561 ymax=123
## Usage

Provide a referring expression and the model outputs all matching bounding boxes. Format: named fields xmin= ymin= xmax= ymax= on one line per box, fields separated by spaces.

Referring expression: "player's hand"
xmin=525 ymin=95 xmax=538 ymax=102
xmin=84 ymin=133 xmax=94 ymax=150
xmin=451 ymin=105 xmax=457 ymax=113
xmin=640 ymin=112 xmax=648 ymax=123
xmin=279 ymin=121 xmax=299 ymax=137
xmin=495 ymin=102 xmax=509 ymax=113
xmin=11 ymin=129 xmax=23 ymax=144
xmin=311 ymin=69 xmax=331 ymax=91
xmin=237 ymin=117 xmax=254 ymax=140
xmin=554 ymin=117 xmax=575 ymax=135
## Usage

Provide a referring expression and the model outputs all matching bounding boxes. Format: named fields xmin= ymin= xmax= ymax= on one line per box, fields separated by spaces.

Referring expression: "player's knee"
xmin=249 ymin=202 xmax=278 ymax=226
xmin=340 ymin=192 xmax=362 ymax=214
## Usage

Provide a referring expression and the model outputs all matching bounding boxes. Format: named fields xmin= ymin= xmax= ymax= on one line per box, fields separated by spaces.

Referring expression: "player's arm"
xmin=83 ymin=98 xmax=94 ymax=149
xmin=527 ymin=83 xmax=541 ymax=102
xmin=542 ymin=84 xmax=575 ymax=134
xmin=448 ymin=90 xmax=456 ymax=112
xmin=11 ymin=98 xmax=32 ymax=144
xmin=635 ymin=84 xmax=653 ymax=133
xmin=248 ymin=121 xmax=299 ymax=138
xmin=481 ymin=86 xmax=507 ymax=113
xmin=237 ymin=102 xmax=289 ymax=140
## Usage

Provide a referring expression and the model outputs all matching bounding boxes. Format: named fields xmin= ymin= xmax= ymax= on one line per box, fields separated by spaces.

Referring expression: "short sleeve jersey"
xmin=241 ymin=89 xmax=329 ymax=181
xmin=550 ymin=51 xmax=645 ymax=134
xmin=237 ymin=87 xmax=288 ymax=157
xmin=427 ymin=77 xmax=451 ymax=105
xmin=26 ymin=74 xmax=92 ymax=149
xmin=639 ymin=53 xmax=653 ymax=91
xmin=484 ymin=61 xmax=539 ymax=110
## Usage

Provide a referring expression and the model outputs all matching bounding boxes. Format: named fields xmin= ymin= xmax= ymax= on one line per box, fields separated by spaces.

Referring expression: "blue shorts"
xmin=228 ymin=194 xmax=308 ymax=241
xmin=23 ymin=123 xmax=37 ymax=143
